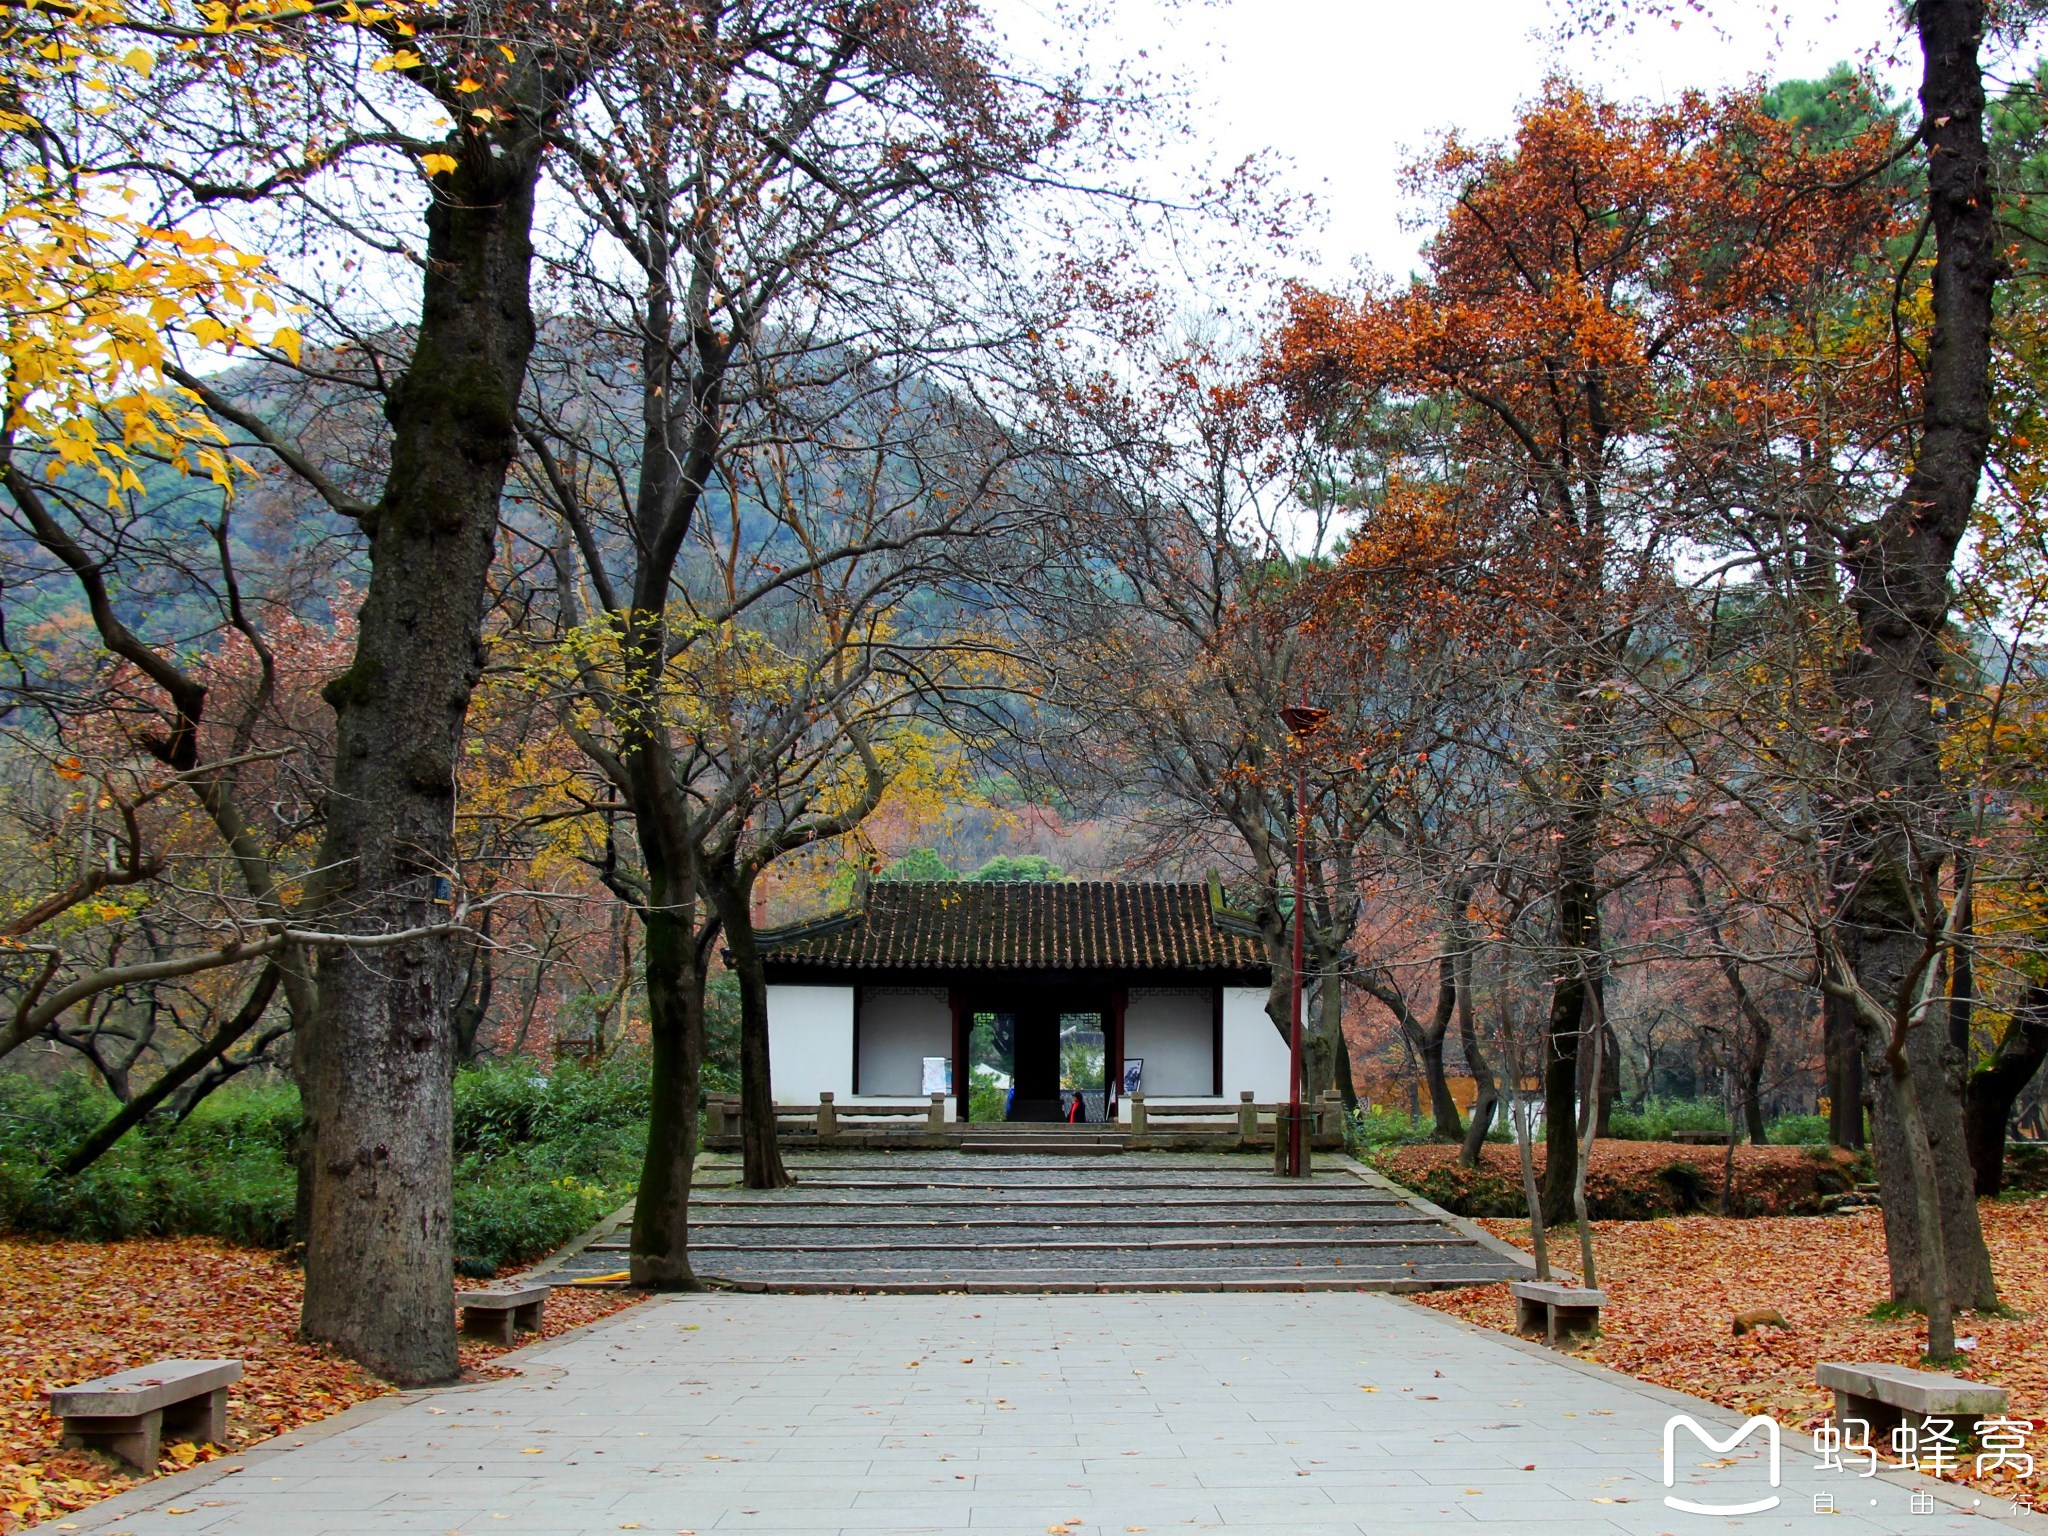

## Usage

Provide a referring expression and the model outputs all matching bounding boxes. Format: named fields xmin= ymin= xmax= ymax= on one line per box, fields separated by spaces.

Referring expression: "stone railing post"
xmin=928 ymin=1092 xmax=946 ymax=1134
xmin=705 ymin=1093 xmax=738 ymax=1141
xmin=817 ymin=1091 xmax=836 ymax=1142
xmin=1130 ymin=1092 xmax=1147 ymax=1135
xmin=1237 ymin=1089 xmax=1257 ymax=1143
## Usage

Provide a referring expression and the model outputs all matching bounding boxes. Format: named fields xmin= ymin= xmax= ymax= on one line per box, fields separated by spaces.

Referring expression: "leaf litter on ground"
xmin=0 ymin=1236 xmax=639 ymax=1531
xmin=1413 ymin=1194 xmax=2048 ymax=1508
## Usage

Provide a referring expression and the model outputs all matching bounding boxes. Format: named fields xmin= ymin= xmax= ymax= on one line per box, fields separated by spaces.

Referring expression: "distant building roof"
xmin=757 ymin=880 xmax=1271 ymax=982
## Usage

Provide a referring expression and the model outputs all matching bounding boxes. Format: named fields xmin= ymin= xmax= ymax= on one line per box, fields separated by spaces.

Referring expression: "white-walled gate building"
xmin=757 ymin=879 xmax=1288 ymax=1124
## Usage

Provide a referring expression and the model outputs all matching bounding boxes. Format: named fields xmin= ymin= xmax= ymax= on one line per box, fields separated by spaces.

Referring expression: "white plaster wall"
xmin=1121 ymin=986 xmax=1214 ymax=1096
xmin=765 ymin=984 xmax=854 ymax=1102
xmin=1222 ymin=986 xmax=1292 ymax=1101
xmin=856 ymin=986 xmax=952 ymax=1096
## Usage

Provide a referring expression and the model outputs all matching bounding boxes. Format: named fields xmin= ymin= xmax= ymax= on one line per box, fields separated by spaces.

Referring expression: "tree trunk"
xmin=629 ymin=863 xmax=708 ymax=1289
xmin=1880 ymin=1028 xmax=1960 ymax=1357
xmin=1858 ymin=1008 xmax=1998 ymax=1309
xmin=1502 ymin=1027 xmax=1549 ymax=1281
xmin=709 ymin=877 xmax=792 ymax=1191
xmin=1573 ymin=1022 xmax=1602 ymax=1289
xmin=1419 ymin=989 xmax=1463 ymax=1142
xmin=1457 ymin=946 xmax=1496 ymax=1167
xmin=452 ymin=914 xmax=495 ymax=1062
xmin=1541 ymin=813 xmax=1601 ymax=1225
xmin=1964 ymin=986 xmax=2048 ymax=1197
xmin=1828 ymin=0 xmax=2000 ymax=1318
xmin=1596 ymin=1019 xmax=1620 ymax=1136
xmin=1947 ymin=866 xmax=1973 ymax=1056
xmin=298 ymin=131 xmax=553 ymax=1386
xmin=1316 ymin=964 xmax=1357 ymax=1109
xmin=1742 ymin=1051 xmax=1768 ymax=1146
xmin=1355 ymin=952 xmax=1461 ymax=1140
xmin=1332 ymin=1011 xmax=1359 ymax=1111
xmin=1826 ymin=990 xmax=1865 ymax=1147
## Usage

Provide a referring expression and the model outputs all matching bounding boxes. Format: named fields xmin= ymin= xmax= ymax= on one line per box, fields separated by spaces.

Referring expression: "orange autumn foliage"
xmin=1271 ymin=78 xmax=1911 ymax=650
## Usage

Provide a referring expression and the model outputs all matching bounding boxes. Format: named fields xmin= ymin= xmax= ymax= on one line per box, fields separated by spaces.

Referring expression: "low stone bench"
xmin=1510 ymin=1280 xmax=1607 ymax=1345
xmin=50 ymin=1358 xmax=241 ymax=1471
xmin=1817 ymin=1361 xmax=2010 ymax=1437
xmin=458 ymin=1283 xmax=549 ymax=1344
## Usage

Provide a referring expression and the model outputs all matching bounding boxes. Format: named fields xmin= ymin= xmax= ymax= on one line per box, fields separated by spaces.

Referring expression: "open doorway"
xmin=964 ymin=993 xmax=1113 ymax=1122
xmin=1059 ymin=1012 xmax=1107 ymax=1123
xmin=967 ymin=1010 xmax=1015 ymax=1123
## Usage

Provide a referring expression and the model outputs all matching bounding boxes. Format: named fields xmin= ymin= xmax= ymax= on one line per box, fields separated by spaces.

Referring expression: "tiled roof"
xmin=757 ymin=881 xmax=1271 ymax=977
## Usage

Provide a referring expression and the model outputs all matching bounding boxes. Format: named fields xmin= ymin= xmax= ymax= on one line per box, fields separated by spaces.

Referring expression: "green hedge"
xmin=0 ymin=1057 xmax=654 ymax=1272
xmin=1605 ymin=1097 xmax=1738 ymax=1141
xmin=1338 ymin=1096 xmax=1843 ymax=1152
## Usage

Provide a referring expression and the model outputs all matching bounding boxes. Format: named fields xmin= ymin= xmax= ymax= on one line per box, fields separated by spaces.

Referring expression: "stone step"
xmin=613 ymin=1234 xmax=1479 ymax=1254
xmin=600 ymin=1226 xmax=1459 ymax=1252
xmin=665 ymin=1214 xmax=1428 ymax=1231
xmin=552 ymin=1149 xmax=1512 ymax=1296
xmin=702 ymin=1271 xmax=1515 ymax=1292
xmin=688 ymin=1195 xmax=1408 ymax=1210
xmin=765 ymin=1187 xmax=1359 ymax=1196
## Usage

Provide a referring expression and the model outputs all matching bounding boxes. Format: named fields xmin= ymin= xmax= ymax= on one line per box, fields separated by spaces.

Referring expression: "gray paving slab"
xmin=33 ymin=1292 xmax=2047 ymax=1536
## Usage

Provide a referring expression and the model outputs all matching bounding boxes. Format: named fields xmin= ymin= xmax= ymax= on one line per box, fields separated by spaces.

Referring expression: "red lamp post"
xmin=1278 ymin=703 xmax=1329 ymax=1178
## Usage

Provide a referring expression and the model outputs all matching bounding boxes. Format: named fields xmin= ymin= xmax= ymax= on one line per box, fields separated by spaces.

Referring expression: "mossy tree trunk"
xmin=299 ymin=101 xmax=570 ymax=1383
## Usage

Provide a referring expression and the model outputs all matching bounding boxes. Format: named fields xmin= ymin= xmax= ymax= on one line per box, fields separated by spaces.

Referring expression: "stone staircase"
xmin=956 ymin=1123 xmax=1127 ymax=1154
xmin=546 ymin=1149 xmax=1526 ymax=1293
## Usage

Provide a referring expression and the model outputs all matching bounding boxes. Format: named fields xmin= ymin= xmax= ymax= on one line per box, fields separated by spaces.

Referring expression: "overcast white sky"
xmin=996 ymin=0 xmax=1914 ymax=282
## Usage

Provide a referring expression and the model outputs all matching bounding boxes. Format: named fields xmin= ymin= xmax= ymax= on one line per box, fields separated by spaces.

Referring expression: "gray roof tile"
xmin=757 ymin=881 xmax=1270 ymax=977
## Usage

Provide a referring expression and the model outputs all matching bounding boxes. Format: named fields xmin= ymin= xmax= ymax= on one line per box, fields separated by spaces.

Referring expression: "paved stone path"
xmin=47 ymin=1293 xmax=2046 ymax=1536
xmin=547 ymin=1151 xmax=1523 ymax=1290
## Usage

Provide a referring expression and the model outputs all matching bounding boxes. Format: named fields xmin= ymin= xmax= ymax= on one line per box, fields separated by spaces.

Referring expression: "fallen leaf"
xmin=1412 ymin=1194 xmax=2048 ymax=1510
xmin=0 ymin=1236 xmax=638 ymax=1532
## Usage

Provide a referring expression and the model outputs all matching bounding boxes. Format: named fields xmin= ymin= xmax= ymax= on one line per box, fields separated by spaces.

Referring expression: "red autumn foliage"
xmin=0 ymin=1238 xmax=638 ymax=1531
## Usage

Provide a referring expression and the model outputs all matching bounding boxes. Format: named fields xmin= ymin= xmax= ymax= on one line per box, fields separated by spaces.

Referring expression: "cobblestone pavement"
xmin=547 ymin=1151 xmax=1523 ymax=1290
xmin=43 ymin=1292 xmax=2046 ymax=1536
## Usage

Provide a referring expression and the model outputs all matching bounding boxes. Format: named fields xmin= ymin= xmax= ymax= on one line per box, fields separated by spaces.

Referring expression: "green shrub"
xmin=4 ymin=1056 xmax=651 ymax=1267
xmin=0 ymin=1070 xmax=297 ymax=1247
xmin=1767 ymin=1113 xmax=1832 ymax=1146
xmin=172 ymin=1082 xmax=301 ymax=1153
xmin=1345 ymin=1104 xmax=1437 ymax=1149
xmin=454 ymin=1175 xmax=616 ymax=1272
xmin=1606 ymin=1097 xmax=1737 ymax=1141
xmin=451 ymin=1057 xmax=649 ymax=1157
xmin=968 ymin=1067 xmax=1008 ymax=1124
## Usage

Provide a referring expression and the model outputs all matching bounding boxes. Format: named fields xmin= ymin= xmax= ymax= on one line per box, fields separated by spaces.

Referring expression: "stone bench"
xmin=1817 ymin=1361 xmax=2010 ymax=1437
xmin=50 ymin=1358 xmax=242 ymax=1471
xmin=458 ymin=1283 xmax=550 ymax=1344
xmin=1510 ymin=1280 xmax=1607 ymax=1345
